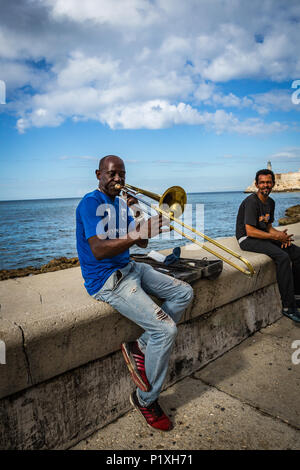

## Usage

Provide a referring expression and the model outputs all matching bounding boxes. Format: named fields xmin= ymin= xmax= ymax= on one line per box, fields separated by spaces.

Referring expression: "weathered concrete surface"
xmin=72 ymin=318 xmax=300 ymax=450
xmin=0 ymin=283 xmax=281 ymax=450
xmin=195 ymin=319 xmax=300 ymax=429
xmin=0 ymin=268 xmax=142 ymax=399
xmin=0 ymin=352 xmax=135 ymax=450
xmin=0 ymin=319 xmax=30 ymax=398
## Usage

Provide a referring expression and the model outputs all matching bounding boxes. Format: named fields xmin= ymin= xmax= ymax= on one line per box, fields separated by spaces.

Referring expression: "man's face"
xmin=256 ymin=174 xmax=274 ymax=198
xmin=96 ymin=157 xmax=126 ymax=198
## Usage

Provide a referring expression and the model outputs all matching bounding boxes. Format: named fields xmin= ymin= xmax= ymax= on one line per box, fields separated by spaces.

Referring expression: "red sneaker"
xmin=130 ymin=391 xmax=173 ymax=432
xmin=121 ymin=341 xmax=151 ymax=392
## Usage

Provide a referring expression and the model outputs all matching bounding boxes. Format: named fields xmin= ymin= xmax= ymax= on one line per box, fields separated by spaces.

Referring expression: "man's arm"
xmin=267 ymin=224 xmax=293 ymax=247
xmin=124 ymin=195 xmax=148 ymax=249
xmin=267 ymin=224 xmax=284 ymax=236
xmin=88 ymin=214 xmax=167 ymax=260
xmin=88 ymin=234 xmax=137 ymax=260
xmin=245 ymin=224 xmax=273 ymax=239
xmin=245 ymin=223 xmax=293 ymax=246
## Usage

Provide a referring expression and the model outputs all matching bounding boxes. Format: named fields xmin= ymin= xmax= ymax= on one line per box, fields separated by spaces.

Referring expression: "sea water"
xmin=0 ymin=191 xmax=299 ymax=270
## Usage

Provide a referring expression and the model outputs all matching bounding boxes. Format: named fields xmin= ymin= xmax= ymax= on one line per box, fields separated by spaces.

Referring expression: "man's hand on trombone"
xmin=129 ymin=213 xmax=170 ymax=241
xmin=122 ymin=191 xmax=171 ymax=242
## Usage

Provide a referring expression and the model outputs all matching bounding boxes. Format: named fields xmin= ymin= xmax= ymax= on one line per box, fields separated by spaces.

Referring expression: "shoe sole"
xmin=121 ymin=343 xmax=150 ymax=392
xmin=129 ymin=393 xmax=173 ymax=432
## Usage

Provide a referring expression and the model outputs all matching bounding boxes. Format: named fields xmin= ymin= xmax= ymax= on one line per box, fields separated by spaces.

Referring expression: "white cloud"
xmin=17 ymin=92 xmax=286 ymax=135
xmin=54 ymin=52 xmax=120 ymax=89
xmin=45 ymin=0 xmax=160 ymax=27
xmin=101 ymin=100 xmax=203 ymax=129
xmin=208 ymin=92 xmax=253 ymax=108
xmin=270 ymin=147 xmax=300 ymax=160
xmin=99 ymin=101 xmax=287 ymax=135
xmin=0 ymin=60 xmax=49 ymax=91
xmin=1 ymin=0 xmax=300 ymax=133
xmin=194 ymin=82 xmax=216 ymax=102
xmin=251 ymin=89 xmax=300 ymax=114
xmin=60 ymin=155 xmax=97 ymax=160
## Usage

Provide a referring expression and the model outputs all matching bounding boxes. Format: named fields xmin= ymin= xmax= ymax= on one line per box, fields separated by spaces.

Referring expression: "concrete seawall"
xmin=1 ymin=223 xmax=299 ymax=450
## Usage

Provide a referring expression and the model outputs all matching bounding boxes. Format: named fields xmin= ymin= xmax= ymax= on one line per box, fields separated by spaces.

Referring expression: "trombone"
xmin=116 ymin=183 xmax=255 ymax=277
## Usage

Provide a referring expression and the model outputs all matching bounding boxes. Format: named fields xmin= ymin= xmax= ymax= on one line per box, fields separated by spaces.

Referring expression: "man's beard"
xmin=262 ymin=188 xmax=271 ymax=196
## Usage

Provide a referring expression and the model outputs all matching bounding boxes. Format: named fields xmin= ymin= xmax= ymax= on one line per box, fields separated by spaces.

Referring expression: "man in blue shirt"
xmin=76 ymin=155 xmax=193 ymax=432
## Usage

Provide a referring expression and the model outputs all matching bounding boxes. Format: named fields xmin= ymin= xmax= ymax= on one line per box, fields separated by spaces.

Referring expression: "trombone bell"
xmin=123 ymin=183 xmax=186 ymax=218
xmin=159 ymin=186 xmax=187 ymax=218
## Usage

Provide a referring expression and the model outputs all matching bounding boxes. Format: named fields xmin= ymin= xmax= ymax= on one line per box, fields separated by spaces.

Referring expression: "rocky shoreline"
xmin=278 ymin=204 xmax=300 ymax=226
xmin=0 ymin=257 xmax=80 ymax=281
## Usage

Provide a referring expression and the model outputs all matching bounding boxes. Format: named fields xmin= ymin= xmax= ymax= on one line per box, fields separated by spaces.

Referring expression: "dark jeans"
xmin=240 ymin=238 xmax=300 ymax=308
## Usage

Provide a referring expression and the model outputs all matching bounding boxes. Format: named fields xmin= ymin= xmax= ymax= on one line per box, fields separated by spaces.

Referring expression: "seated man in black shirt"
xmin=236 ymin=169 xmax=300 ymax=323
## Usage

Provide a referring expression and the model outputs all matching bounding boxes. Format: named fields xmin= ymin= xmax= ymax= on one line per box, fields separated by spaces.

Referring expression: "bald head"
xmin=99 ymin=155 xmax=124 ymax=170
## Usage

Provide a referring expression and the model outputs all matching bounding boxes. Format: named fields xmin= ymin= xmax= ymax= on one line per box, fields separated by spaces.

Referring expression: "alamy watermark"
xmin=0 ymin=340 xmax=6 ymax=364
xmin=0 ymin=80 xmax=6 ymax=104
xmin=95 ymin=201 xmax=205 ymax=243
xmin=291 ymin=340 xmax=300 ymax=365
xmin=291 ymin=80 xmax=300 ymax=105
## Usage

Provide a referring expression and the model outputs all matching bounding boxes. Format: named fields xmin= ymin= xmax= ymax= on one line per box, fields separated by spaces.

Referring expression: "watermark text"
xmin=291 ymin=340 xmax=300 ymax=365
xmin=0 ymin=340 xmax=6 ymax=364
xmin=94 ymin=202 xmax=204 ymax=243
xmin=0 ymin=80 xmax=6 ymax=104
xmin=291 ymin=80 xmax=300 ymax=105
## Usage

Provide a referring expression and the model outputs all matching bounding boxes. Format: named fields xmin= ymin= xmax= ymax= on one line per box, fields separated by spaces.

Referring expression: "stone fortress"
xmin=245 ymin=161 xmax=300 ymax=192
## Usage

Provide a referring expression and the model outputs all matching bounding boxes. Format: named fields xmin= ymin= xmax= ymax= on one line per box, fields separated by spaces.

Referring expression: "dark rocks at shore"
xmin=0 ymin=257 xmax=80 ymax=281
xmin=278 ymin=204 xmax=300 ymax=226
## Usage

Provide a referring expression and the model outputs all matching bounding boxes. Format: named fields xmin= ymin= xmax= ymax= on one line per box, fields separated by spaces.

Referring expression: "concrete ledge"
xmin=0 ymin=235 xmax=281 ymax=400
xmin=0 ymin=283 xmax=281 ymax=450
xmin=0 ymin=223 xmax=299 ymax=449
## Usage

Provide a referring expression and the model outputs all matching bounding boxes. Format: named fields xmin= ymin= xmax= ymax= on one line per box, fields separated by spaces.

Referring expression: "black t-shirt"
xmin=236 ymin=193 xmax=275 ymax=240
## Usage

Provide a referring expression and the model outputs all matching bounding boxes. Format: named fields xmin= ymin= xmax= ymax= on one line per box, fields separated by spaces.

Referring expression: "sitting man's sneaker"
xmin=130 ymin=390 xmax=173 ymax=432
xmin=282 ymin=307 xmax=300 ymax=323
xmin=121 ymin=341 xmax=151 ymax=392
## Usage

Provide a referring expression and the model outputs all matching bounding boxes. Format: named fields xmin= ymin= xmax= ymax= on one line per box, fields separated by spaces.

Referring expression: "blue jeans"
xmin=92 ymin=261 xmax=194 ymax=406
xmin=240 ymin=238 xmax=300 ymax=308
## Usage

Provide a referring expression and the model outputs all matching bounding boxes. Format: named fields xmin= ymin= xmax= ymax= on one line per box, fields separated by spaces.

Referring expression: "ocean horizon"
xmin=0 ymin=189 xmax=244 ymax=203
xmin=1 ymin=191 xmax=299 ymax=271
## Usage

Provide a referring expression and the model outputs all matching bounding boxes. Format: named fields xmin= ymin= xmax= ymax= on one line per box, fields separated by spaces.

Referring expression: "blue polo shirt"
xmin=76 ymin=189 xmax=134 ymax=295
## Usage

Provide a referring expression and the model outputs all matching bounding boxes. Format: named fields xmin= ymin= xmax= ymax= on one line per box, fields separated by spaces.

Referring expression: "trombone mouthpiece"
xmin=114 ymin=184 xmax=122 ymax=190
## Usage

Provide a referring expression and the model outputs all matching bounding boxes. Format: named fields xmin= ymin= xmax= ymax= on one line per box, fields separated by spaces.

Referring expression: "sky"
xmin=0 ymin=0 xmax=300 ymax=200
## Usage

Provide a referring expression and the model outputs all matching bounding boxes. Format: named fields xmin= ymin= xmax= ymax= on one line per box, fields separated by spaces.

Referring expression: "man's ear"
xmin=95 ymin=169 xmax=101 ymax=180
